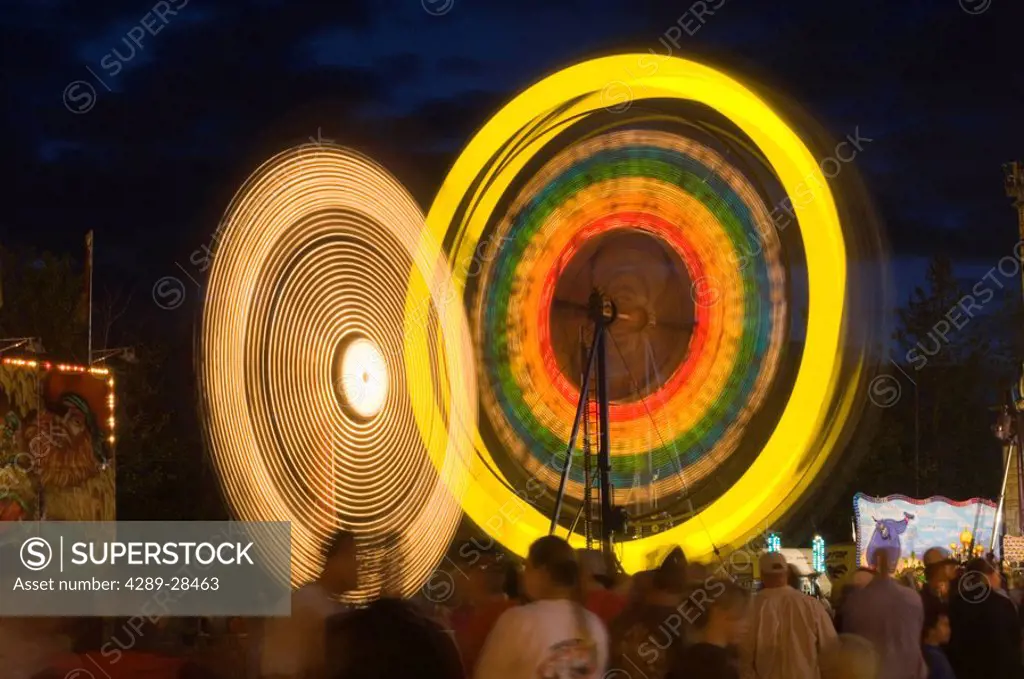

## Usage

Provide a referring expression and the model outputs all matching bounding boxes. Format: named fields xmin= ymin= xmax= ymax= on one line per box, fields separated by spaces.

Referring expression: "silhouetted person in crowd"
xmin=819 ymin=634 xmax=880 ymax=679
xmin=501 ymin=559 xmax=522 ymax=602
xmin=687 ymin=562 xmax=710 ymax=585
xmin=262 ymin=530 xmax=357 ymax=679
xmin=474 ymin=535 xmax=607 ymax=679
xmin=628 ymin=569 xmax=655 ymax=604
xmin=668 ymin=578 xmax=751 ymax=679
xmin=612 ymin=571 xmax=634 ymax=599
xmin=578 ymin=548 xmax=627 ymax=626
xmin=607 ymin=546 xmax=689 ymax=679
xmin=840 ymin=548 xmax=925 ymax=679
xmin=788 ymin=563 xmax=803 ymax=591
xmin=947 ymin=557 xmax=1023 ymax=679
xmin=451 ymin=554 xmax=515 ymax=676
xmin=0 ymin=617 xmax=72 ymax=679
xmin=833 ymin=568 xmax=877 ymax=633
xmin=325 ymin=598 xmax=465 ymax=679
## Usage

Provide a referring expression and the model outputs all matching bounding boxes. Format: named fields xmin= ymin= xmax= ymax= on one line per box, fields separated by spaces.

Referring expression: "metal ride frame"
xmin=994 ymin=161 xmax=1024 ymax=555
xmin=549 ymin=290 xmax=622 ymax=575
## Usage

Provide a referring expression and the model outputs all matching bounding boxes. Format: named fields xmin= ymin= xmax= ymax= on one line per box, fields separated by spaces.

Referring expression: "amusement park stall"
xmin=0 ymin=357 xmax=115 ymax=523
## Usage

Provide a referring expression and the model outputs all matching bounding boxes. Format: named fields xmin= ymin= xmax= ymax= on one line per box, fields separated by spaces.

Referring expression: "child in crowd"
xmin=921 ymin=600 xmax=955 ymax=679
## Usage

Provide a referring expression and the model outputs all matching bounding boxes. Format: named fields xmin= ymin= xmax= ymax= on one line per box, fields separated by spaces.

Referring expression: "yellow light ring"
xmin=426 ymin=55 xmax=852 ymax=571
xmin=200 ymin=145 xmax=476 ymax=601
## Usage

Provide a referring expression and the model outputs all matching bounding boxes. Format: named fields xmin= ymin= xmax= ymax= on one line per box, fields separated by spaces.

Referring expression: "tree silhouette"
xmin=0 ymin=244 xmax=208 ymax=520
xmin=816 ymin=254 xmax=1011 ymax=543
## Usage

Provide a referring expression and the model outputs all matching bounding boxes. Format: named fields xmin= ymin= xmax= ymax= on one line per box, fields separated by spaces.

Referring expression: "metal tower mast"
xmin=997 ymin=162 xmax=1024 ymax=539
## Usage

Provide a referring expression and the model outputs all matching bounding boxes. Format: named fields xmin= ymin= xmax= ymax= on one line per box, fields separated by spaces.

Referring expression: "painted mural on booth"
xmin=0 ymin=361 xmax=115 ymax=522
xmin=854 ymin=493 xmax=997 ymax=569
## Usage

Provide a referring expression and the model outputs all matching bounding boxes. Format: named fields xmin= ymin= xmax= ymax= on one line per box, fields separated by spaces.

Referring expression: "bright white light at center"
xmin=339 ymin=337 xmax=389 ymax=419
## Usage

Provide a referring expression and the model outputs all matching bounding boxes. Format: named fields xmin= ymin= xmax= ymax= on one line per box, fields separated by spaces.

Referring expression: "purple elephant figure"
xmin=866 ymin=511 xmax=915 ymax=567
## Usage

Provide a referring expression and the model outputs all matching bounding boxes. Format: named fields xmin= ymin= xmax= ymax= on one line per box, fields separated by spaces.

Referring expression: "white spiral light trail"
xmin=199 ymin=145 xmax=476 ymax=601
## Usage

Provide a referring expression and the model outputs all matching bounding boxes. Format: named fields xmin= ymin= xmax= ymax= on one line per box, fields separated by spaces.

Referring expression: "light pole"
xmin=915 ymin=378 xmax=920 ymax=497
xmin=892 ymin=359 xmax=921 ymax=496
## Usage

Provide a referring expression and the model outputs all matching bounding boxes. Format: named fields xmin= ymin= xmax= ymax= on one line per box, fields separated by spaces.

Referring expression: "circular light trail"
xmin=199 ymin=145 xmax=476 ymax=601
xmin=471 ymin=129 xmax=787 ymax=510
xmin=426 ymin=54 xmax=863 ymax=572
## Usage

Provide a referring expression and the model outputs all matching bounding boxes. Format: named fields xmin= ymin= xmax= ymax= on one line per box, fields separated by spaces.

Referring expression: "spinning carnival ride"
xmin=469 ymin=129 xmax=788 ymax=549
xmin=198 ymin=147 xmax=477 ymax=601
xmin=198 ymin=55 xmax=883 ymax=596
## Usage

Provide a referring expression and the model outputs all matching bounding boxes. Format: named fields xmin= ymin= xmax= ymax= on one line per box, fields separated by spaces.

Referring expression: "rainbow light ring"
xmin=200 ymin=145 xmax=476 ymax=601
xmin=475 ymin=129 xmax=787 ymax=509
xmin=425 ymin=55 xmax=856 ymax=571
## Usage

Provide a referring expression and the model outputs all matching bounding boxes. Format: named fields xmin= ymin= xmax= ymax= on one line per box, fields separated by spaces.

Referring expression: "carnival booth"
xmin=1004 ymin=535 xmax=1024 ymax=586
xmin=0 ymin=358 xmax=116 ymax=523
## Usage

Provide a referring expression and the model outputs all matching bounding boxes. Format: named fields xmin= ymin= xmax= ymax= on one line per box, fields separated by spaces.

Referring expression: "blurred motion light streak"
xmin=427 ymin=55 xmax=858 ymax=572
xmin=199 ymin=146 xmax=476 ymax=601
xmin=472 ymin=130 xmax=787 ymax=509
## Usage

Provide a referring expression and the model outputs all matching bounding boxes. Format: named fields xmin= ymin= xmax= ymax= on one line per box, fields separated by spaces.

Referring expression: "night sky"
xmin=2 ymin=0 xmax=1022 ymax=314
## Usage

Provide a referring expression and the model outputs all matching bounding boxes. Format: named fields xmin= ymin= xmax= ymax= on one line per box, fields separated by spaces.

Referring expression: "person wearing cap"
xmin=839 ymin=548 xmax=926 ymax=679
xmin=739 ymin=551 xmax=837 ymax=679
xmin=920 ymin=547 xmax=957 ymax=610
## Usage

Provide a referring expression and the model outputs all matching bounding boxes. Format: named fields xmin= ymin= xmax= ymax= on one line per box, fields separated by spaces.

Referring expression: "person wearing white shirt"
xmin=474 ymin=535 xmax=608 ymax=679
xmin=740 ymin=551 xmax=838 ymax=679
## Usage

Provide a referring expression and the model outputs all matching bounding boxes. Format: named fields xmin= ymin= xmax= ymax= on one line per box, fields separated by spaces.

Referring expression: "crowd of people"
xmin=254 ymin=531 xmax=1024 ymax=679
xmin=12 ymin=531 xmax=1024 ymax=678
